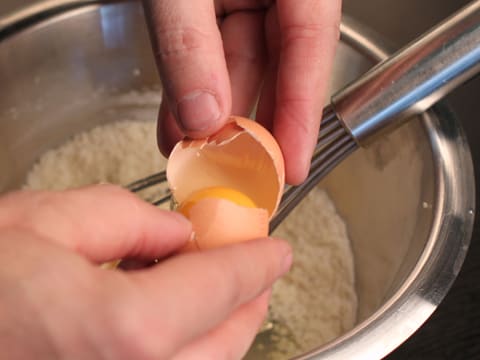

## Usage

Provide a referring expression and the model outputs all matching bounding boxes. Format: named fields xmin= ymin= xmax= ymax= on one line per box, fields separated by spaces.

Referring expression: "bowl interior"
xmin=0 ymin=1 xmax=443 ymax=358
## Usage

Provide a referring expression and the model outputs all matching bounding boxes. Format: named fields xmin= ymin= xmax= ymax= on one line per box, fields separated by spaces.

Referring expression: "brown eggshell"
xmin=167 ymin=116 xmax=285 ymax=219
xmin=181 ymin=197 xmax=270 ymax=251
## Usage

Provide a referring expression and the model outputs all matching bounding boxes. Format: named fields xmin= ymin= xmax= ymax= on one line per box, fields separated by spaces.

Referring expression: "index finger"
xmin=275 ymin=0 xmax=341 ymax=185
xmin=0 ymin=185 xmax=192 ymax=263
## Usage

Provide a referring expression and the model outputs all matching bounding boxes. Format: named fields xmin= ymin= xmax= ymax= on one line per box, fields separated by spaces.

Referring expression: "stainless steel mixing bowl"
xmin=0 ymin=1 xmax=475 ymax=359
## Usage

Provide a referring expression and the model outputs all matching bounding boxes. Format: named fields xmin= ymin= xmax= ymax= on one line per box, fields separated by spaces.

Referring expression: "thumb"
xmin=143 ymin=0 xmax=231 ymax=138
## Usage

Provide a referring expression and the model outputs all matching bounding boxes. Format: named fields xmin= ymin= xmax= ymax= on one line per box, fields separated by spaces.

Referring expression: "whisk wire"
xmin=127 ymin=171 xmax=166 ymax=193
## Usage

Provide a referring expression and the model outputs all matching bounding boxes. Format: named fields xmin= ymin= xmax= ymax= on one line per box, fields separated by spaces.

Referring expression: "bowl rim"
xmin=303 ymin=17 xmax=476 ymax=360
xmin=0 ymin=2 xmax=475 ymax=359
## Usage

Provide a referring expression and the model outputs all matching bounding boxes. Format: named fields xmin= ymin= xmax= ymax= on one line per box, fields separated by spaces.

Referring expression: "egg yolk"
xmin=178 ymin=186 xmax=257 ymax=217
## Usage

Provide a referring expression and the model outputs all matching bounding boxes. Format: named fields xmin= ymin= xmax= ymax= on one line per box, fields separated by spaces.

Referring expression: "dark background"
xmin=1 ymin=0 xmax=479 ymax=358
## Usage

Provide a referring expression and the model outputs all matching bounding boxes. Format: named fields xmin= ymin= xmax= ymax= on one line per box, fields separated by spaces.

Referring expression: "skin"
xmin=0 ymin=185 xmax=292 ymax=359
xmin=143 ymin=0 xmax=342 ymax=185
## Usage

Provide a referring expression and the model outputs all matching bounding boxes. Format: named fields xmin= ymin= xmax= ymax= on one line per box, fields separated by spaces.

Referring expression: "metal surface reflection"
xmin=333 ymin=1 xmax=480 ymax=145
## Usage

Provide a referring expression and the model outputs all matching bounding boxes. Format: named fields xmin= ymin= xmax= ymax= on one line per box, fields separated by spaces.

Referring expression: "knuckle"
xmin=277 ymin=101 xmax=313 ymax=135
xmin=155 ymin=26 xmax=215 ymax=60
xmin=282 ymin=23 xmax=337 ymax=47
xmin=224 ymin=48 xmax=265 ymax=68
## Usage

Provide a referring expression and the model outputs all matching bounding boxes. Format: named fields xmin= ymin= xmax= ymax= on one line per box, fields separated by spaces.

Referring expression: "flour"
xmin=24 ymin=120 xmax=165 ymax=190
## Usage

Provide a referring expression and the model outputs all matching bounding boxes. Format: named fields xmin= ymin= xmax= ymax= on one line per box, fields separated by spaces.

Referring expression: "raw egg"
xmin=167 ymin=116 xmax=285 ymax=251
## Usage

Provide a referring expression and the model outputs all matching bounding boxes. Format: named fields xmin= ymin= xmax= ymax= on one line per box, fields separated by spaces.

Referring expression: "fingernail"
xmin=176 ymin=91 xmax=221 ymax=132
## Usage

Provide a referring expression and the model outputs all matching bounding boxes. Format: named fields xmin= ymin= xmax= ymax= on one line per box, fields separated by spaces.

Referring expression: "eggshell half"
xmin=167 ymin=116 xmax=285 ymax=219
xmin=183 ymin=197 xmax=270 ymax=251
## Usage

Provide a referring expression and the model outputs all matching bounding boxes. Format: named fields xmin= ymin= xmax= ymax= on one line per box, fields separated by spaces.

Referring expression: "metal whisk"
xmin=128 ymin=0 xmax=480 ymax=231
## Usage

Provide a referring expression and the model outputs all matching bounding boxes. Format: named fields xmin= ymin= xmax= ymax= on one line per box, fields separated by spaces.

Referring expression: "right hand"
xmin=143 ymin=0 xmax=342 ymax=185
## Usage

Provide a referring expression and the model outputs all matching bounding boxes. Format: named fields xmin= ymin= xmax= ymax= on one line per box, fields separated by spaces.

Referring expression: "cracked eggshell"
xmin=167 ymin=116 xmax=285 ymax=218
xmin=166 ymin=116 xmax=285 ymax=250
xmin=186 ymin=198 xmax=270 ymax=250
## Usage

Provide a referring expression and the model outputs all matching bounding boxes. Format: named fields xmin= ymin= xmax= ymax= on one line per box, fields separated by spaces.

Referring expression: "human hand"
xmin=143 ymin=0 xmax=341 ymax=185
xmin=0 ymin=185 xmax=292 ymax=359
